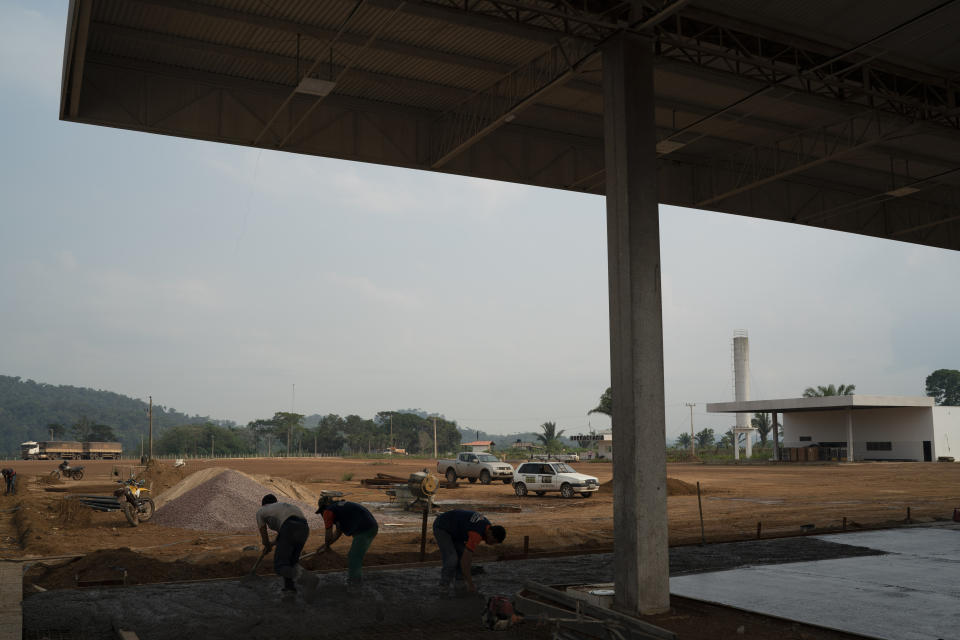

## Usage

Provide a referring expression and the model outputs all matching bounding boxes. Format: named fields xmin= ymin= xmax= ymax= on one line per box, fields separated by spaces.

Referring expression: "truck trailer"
xmin=20 ymin=440 xmax=123 ymax=460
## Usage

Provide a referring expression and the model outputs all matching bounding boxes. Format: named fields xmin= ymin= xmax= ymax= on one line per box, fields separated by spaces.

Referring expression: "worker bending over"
xmin=1 ymin=468 xmax=15 ymax=496
xmin=256 ymin=494 xmax=319 ymax=600
xmin=433 ymin=509 xmax=505 ymax=593
xmin=316 ymin=496 xmax=379 ymax=588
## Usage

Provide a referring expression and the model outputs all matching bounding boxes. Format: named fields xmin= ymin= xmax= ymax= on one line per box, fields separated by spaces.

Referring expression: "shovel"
xmin=240 ymin=547 xmax=270 ymax=586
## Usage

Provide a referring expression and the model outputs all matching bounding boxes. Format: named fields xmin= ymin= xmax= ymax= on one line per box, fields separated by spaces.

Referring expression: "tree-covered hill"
xmin=0 ymin=375 xmax=223 ymax=457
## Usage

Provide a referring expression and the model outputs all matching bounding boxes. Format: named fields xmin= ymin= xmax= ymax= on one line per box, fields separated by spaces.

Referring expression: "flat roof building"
xmin=707 ymin=395 xmax=960 ymax=463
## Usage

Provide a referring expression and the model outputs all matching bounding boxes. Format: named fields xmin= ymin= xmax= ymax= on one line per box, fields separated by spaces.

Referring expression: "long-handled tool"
xmin=240 ymin=547 xmax=270 ymax=586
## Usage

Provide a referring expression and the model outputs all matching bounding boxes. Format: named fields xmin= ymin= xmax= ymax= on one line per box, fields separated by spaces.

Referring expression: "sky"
xmin=2 ymin=2 xmax=960 ymax=442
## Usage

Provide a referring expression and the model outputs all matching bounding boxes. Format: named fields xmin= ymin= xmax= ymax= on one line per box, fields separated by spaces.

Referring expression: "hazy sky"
xmin=3 ymin=2 xmax=960 ymax=441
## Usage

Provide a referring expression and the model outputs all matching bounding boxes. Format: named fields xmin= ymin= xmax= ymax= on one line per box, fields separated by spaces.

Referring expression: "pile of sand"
xmin=596 ymin=477 xmax=699 ymax=496
xmin=152 ymin=469 xmax=325 ymax=532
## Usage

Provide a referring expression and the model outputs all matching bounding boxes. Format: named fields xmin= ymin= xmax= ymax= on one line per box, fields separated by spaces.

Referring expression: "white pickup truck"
xmin=437 ymin=452 xmax=515 ymax=485
xmin=512 ymin=461 xmax=599 ymax=498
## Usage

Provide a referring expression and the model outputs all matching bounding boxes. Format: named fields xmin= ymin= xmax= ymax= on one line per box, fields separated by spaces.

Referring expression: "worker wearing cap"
xmin=433 ymin=509 xmax=505 ymax=592
xmin=256 ymin=494 xmax=318 ymax=599
xmin=316 ymin=497 xmax=378 ymax=588
xmin=1 ymin=468 xmax=15 ymax=496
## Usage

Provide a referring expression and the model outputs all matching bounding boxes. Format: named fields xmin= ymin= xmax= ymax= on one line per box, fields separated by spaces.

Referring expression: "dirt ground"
xmin=5 ymin=457 xmax=960 ymax=639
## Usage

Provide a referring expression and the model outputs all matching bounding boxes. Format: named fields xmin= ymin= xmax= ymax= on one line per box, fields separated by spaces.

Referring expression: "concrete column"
xmin=846 ymin=408 xmax=854 ymax=462
xmin=772 ymin=412 xmax=780 ymax=460
xmin=603 ymin=32 xmax=669 ymax=615
xmin=733 ymin=431 xmax=740 ymax=460
xmin=745 ymin=432 xmax=753 ymax=458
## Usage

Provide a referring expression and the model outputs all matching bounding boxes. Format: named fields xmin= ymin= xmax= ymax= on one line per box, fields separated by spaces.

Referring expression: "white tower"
xmin=732 ymin=330 xmax=755 ymax=459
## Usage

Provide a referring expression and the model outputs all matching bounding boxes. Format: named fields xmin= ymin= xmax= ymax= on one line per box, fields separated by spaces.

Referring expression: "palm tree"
xmin=588 ymin=387 xmax=612 ymax=417
xmin=751 ymin=413 xmax=772 ymax=445
xmin=803 ymin=384 xmax=855 ymax=397
xmin=694 ymin=428 xmax=715 ymax=450
xmin=536 ymin=421 xmax=566 ymax=451
xmin=675 ymin=432 xmax=692 ymax=449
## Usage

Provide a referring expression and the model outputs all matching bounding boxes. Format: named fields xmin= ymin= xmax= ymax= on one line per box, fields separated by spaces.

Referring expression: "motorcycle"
xmin=50 ymin=464 xmax=84 ymax=481
xmin=114 ymin=477 xmax=155 ymax=527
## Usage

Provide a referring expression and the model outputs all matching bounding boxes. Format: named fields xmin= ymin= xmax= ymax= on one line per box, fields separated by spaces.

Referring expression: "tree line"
xmin=152 ymin=410 xmax=462 ymax=457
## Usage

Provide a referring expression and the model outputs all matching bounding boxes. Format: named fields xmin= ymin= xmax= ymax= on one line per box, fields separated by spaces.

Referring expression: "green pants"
xmin=347 ymin=526 xmax=378 ymax=580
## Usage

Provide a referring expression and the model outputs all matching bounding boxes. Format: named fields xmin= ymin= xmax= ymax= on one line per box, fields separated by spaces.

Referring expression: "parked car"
xmin=437 ymin=452 xmax=515 ymax=485
xmin=513 ymin=461 xmax=599 ymax=498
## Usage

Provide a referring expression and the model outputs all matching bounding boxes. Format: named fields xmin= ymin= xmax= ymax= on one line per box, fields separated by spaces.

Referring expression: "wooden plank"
xmin=523 ymin=582 xmax=676 ymax=640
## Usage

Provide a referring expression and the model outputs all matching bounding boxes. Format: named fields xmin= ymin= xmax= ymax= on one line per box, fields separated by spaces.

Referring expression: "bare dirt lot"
xmin=5 ymin=457 xmax=960 ymax=639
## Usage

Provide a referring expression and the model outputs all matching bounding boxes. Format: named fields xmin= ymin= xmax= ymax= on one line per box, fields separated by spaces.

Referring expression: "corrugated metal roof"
xmin=64 ymin=0 xmax=960 ymax=251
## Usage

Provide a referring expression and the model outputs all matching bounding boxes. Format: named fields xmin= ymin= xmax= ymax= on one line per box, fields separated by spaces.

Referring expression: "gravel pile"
xmin=152 ymin=469 xmax=325 ymax=532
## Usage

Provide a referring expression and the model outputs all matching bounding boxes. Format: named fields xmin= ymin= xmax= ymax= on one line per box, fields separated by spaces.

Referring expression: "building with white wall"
xmin=570 ymin=431 xmax=614 ymax=460
xmin=706 ymin=395 xmax=960 ymax=462
xmin=461 ymin=440 xmax=494 ymax=452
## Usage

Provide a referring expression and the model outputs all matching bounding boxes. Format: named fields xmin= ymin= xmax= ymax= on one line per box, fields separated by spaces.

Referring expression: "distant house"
xmin=462 ymin=440 xmax=494 ymax=452
xmin=512 ymin=439 xmax=541 ymax=452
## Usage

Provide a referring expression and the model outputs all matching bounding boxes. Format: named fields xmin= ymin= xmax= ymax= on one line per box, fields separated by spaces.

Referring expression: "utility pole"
xmin=685 ymin=403 xmax=696 ymax=456
xmin=148 ymin=396 xmax=153 ymax=461
xmin=390 ymin=415 xmax=393 ymax=447
xmin=211 ymin=434 xmax=214 ymax=458
xmin=433 ymin=417 xmax=438 ymax=459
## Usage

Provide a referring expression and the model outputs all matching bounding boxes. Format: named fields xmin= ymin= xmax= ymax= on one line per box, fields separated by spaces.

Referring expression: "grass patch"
xmin=341 ymin=472 xmax=354 ymax=481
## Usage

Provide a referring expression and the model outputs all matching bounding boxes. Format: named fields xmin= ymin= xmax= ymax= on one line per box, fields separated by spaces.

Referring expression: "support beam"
xmin=846 ymin=408 xmax=854 ymax=463
xmin=603 ymin=32 xmax=670 ymax=616
xmin=65 ymin=0 xmax=93 ymax=119
xmin=772 ymin=411 xmax=779 ymax=461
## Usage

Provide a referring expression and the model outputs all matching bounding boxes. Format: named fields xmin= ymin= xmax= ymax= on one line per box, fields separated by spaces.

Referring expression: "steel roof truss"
xmin=697 ymin=111 xmax=913 ymax=207
xmin=431 ymin=37 xmax=598 ymax=168
xmin=133 ymin=0 xmax=517 ymax=75
xmin=655 ymin=17 xmax=960 ymax=130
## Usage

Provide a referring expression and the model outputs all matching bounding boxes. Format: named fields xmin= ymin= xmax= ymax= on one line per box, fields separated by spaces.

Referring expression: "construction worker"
xmin=256 ymin=494 xmax=318 ymax=600
xmin=1 ymin=468 xmax=15 ymax=496
xmin=433 ymin=509 xmax=505 ymax=593
xmin=316 ymin=496 xmax=378 ymax=588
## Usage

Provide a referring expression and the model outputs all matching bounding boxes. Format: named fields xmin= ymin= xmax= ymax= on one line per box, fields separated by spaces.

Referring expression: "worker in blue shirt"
xmin=433 ymin=509 xmax=505 ymax=592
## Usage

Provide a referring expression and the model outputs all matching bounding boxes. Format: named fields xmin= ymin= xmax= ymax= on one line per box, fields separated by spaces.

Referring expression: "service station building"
xmin=708 ymin=395 xmax=960 ymax=463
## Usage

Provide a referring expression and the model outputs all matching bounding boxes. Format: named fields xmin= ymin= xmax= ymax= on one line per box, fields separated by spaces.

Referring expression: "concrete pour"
xmin=670 ymin=524 xmax=960 ymax=640
xmin=23 ymin=535 xmax=887 ymax=640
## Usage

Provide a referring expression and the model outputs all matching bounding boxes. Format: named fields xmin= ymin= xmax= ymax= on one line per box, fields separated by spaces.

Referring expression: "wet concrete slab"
xmin=670 ymin=524 xmax=960 ymax=640
xmin=0 ymin=562 xmax=21 ymax=640
xmin=23 ymin=555 xmax=617 ymax=640
xmin=21 ymin=534 xmax=896 ymax=640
